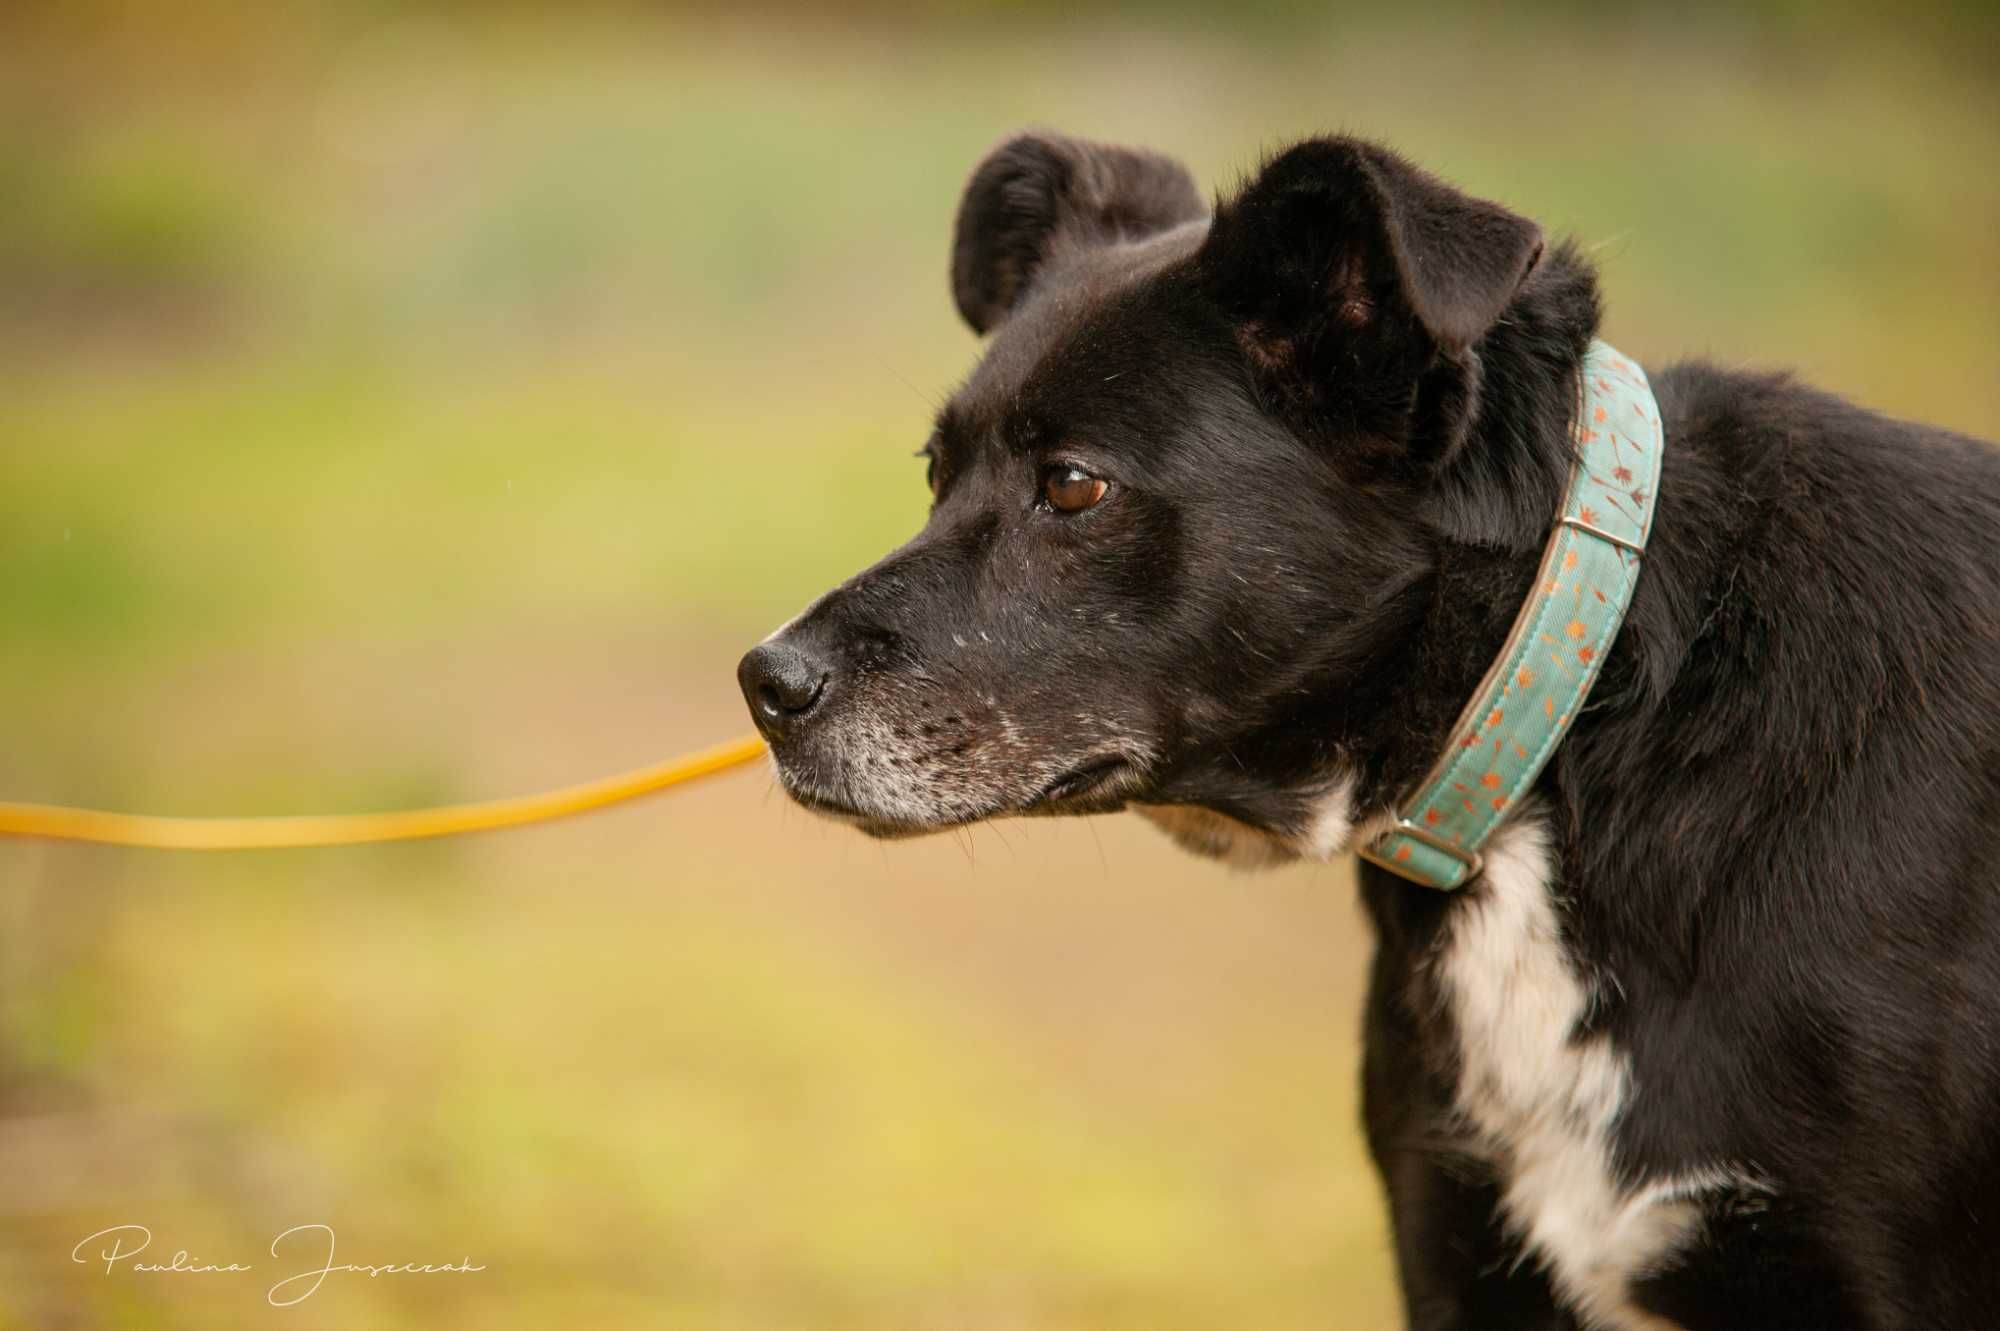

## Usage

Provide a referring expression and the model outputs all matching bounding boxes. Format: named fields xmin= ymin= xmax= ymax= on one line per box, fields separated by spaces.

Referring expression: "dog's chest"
xmin=1430 ymin=818 xmax=1702 ymax=1331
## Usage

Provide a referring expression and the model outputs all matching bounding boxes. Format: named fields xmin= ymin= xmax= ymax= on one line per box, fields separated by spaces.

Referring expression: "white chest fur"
xmin=1435 ymin=815 xmax=1709 ymax=1331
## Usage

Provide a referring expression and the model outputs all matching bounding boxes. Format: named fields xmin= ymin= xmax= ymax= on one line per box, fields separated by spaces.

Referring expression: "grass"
xmin=0 ymin=5 xmax=1995 ymax=1327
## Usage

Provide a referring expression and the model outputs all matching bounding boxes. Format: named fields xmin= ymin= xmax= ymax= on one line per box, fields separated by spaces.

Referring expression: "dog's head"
xmin=739 ymin=131 xmax=1549 ymax=865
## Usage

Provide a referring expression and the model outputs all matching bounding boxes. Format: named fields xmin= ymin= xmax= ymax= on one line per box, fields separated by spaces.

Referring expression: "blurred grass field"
xmin=1 ymin=3 xmax=1996 ymax=1327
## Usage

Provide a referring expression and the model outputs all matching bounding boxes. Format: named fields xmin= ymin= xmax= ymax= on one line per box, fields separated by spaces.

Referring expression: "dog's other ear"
xmin=1201 ymin=137 xmax=1543 ymax=412
xmin=951 ymin=131 xmax=1207 ymax=334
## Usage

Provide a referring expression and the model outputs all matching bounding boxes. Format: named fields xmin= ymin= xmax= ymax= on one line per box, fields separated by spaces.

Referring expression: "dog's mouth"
xmin=1029 ymin=756 xmax=1133 ymax=810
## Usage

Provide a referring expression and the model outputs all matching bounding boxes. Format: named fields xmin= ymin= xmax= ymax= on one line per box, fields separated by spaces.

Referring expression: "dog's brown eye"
xmin=1042 ymin=465 xmax=1107 ymax=513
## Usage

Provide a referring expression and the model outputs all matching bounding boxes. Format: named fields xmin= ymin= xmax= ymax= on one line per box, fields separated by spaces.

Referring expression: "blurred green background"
xmin=1 ymin=2 xmax=1995 ymax=1326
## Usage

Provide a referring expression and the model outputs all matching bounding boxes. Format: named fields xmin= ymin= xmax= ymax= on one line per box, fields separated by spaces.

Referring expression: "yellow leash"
xmin=0 ymin=733 xmax=768 ymax=850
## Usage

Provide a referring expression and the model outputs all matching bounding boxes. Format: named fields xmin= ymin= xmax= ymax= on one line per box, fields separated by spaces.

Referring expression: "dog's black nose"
xmin=738 ymin=641 xmax=828 ymax=740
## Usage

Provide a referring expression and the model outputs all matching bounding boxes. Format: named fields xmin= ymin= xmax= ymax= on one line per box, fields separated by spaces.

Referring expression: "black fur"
xmin=739 ymin=130 xmax=2000 ymax=1329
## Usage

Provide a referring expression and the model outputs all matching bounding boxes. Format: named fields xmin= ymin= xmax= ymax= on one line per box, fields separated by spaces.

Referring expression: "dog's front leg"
xmin=1363 ymin=967 xmax=1581 ymax=1331
xmin=1372 ymin=1144 xmax=1581 ymax=1331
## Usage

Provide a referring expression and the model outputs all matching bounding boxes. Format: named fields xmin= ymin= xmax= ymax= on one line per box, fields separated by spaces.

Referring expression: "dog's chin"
xmin=772 ymin=753 xmax=1138 ymax=839
xmin=777 ymin=783 xmax=926 ymax=837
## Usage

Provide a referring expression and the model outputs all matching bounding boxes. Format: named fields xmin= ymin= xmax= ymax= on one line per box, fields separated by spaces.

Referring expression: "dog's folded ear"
xmin=1201 ymin=137 xmax=1544 ymax=408
xmin=951 ymin=131 xmax=1207 ymax=334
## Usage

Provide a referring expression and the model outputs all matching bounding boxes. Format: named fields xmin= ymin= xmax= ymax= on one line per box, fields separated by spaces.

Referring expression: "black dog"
xmin=737 ymin=131 xmax=2000 ymax=1330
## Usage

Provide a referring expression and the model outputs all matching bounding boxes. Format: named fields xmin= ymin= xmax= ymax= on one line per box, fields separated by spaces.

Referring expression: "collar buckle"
xmin=1359 ymin=817 xmax=1485 ymax=886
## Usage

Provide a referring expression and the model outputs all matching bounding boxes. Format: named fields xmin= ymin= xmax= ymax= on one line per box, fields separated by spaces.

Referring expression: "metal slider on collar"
xmin=1558 ymin=514 xmax=1646 ymax=558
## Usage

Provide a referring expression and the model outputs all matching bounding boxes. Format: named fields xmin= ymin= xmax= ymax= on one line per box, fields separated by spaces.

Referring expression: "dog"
xmin=736 ymin=130 xmax=2000 ymax=1330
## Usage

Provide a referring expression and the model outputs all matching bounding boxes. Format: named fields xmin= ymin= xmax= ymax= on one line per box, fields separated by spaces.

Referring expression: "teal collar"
xmin=1358 ymin=339 xmax=1663 ymax=890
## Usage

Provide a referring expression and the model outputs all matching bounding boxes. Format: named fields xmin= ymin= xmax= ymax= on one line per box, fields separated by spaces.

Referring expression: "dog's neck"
xmin=1347 ymin=244 xmax=1610 ymax=812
